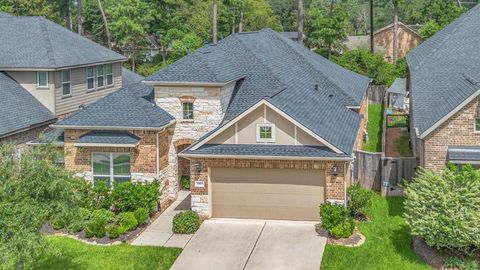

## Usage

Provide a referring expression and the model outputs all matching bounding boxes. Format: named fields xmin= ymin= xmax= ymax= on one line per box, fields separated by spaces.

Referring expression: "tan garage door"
xmin=211 ymin=167 xmax=325 ymax=221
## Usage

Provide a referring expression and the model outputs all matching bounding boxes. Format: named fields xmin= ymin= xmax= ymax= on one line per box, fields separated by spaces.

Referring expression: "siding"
xmin=54 ymin=62 xmax=122 ymax=115
xmin=6 ymin=71 xmax=55 ymax=113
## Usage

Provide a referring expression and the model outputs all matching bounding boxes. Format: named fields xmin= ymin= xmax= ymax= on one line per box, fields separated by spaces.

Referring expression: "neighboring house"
xmin=345 ymin=35 xmax=369 ymax=50
xmin=55 ymin=29 xmax=371 ymax=221
xmin=0 ymin=12 xmax=127 ymax=145
xmin=374 ymin=22 xmax=422 ymax=63
xmin=407 ymin=5 xmax=480 ymax=171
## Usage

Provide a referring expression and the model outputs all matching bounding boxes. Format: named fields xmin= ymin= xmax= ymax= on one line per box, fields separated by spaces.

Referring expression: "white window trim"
xmin=106 ymin=64 xmax=114 ymax=86
xmin=97 ymin=65 xmax=105 ymax=89
xmin=182 ymin=102 xmax=194 ymax=120
xmin=256 ymin=123 xmax=275 ymax=143
xmin=91 ymin=152 xmax=131 ymax=186
xmin=36 ymin=71 xmax=49 ymax=88
xmin=61 ymin=69 xmax=71 ymax=96
xmin=474 ymin=118 xmax=480 ymax=134
xmin=86 ymin=66 xmax=95 ymax=91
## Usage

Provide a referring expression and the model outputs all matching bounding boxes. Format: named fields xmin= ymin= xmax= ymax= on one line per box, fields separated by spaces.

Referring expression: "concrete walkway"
xmin=132 ymin=190 xmax=193 ymax=248
xmin=170 ymin=219 xmax=326 ymax=270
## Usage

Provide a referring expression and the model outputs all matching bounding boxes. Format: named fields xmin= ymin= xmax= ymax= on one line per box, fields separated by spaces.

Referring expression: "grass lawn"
xmin=321 ymin=194 xmax=432 ymax=270
xmin=33 ymin=236 xmax=182 ymax=270
xmin=363 ymin=104 xmax=384 ymax=152
xmin=395 ymin=133 xmax=413 ymax=156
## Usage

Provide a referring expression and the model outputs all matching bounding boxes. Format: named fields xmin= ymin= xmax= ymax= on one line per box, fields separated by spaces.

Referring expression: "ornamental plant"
xmin=172 ymin=211 xmax=200 ymax=234
xmin=404 ymin=165 xmax=480 ymax=252
xmin=320 ymin=203 xmax=354 ymax=239
xmin=111 ymin=181 xmax=160 ymax=212
xmin=346 ymin=184 xmax=373 ymax=219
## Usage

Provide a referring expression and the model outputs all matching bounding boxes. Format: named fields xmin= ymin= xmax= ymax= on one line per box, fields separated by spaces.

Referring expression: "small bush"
xmin=404 ymin=165 xmax=480 ymax=252
xmin=106 ymin=225 xmax=126 ymax=239
xmin=84 ymin=209 xmax=115 ymax=238
xmin=134 ymin=208 xmax=149 ymax=225
xmin=320 ymin=203 xmax=354 ymax=239
xmin=347 ymin=184 xmax=372 ymax=218
xmin=118 ymin=212 xmax=138 ymax=232
xmin=180 ymin=176 xmax=190 ymax=190
xmin=49 ymin=210 xmax=71 ymax=230
xmin=329 ymin=219 xmax=355 ymax=239
xmin=68 ymin=208 xmax=91 ymax=233
xmin=112 ymin=181 xmax=160 ymax=212
xmin=172 ymin=211 xmax=200 ymax=234
xmin=444 ymin=257 xmax=480 ymax=270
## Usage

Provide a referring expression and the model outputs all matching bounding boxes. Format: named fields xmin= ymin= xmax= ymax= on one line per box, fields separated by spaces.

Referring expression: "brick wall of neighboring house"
xmin=188 ymin=158 xmax=349 ymax=216
xmin=423 ymin=97 xmax=480 ymax=171
xmin=374 ymin=24 xmax=422 ymax=63
xmin=0 ymin=124 xmax=51 ymax=149
xmin=63 ymin=128 xmax=174 ymax=202
xmin=354 ymin=94 xmax=369 ymax=151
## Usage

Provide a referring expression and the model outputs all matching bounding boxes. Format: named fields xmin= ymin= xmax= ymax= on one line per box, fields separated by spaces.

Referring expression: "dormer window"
xmin=183 ymin=102 xmax=194 ymax=120
xmin=37 ymin=71 xmax=48 ymax=88
xmin=256 ymin=123 xmax=275 ymax=142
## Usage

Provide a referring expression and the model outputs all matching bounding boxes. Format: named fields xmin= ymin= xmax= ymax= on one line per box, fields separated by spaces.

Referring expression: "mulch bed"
xmin=315 ymin=224 xmax=366 ymax=247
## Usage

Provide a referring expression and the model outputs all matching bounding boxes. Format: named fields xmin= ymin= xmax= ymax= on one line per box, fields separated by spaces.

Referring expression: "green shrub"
xmin=106 ymin=225 xmax=126 ymax=239
xmin=329 ymin=219 xmax=355 ymax=239
xmin=49 ymin=210 xmax=71 ymax=230
xmin=68 ymin=208 xmax=91 ymax=233
xmin=347 ymin=184 xmax=372 ymax=218
xmin=84 ymin=209 xmax=115 ymax=238
xmin=112 ymin=181 xmax=160 ymax=212
xmin=172 ymin=211 xmax=200 ymax=234
xmin=180 ymin=176 xmax=190 ymax=190
xmin=404 ymin=165 xmax=480 ymax=252
xmin=133 ymin=208 xmax=149 ymax=225
xmin=444 ymin=257 xmax=480 ymax=270
xmin=118 ymin=212 xmax=138 ymax=232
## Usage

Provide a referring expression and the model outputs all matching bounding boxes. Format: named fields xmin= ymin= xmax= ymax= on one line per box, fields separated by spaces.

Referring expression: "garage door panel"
xmin=211 ymin=167 xmax=326 ymax=221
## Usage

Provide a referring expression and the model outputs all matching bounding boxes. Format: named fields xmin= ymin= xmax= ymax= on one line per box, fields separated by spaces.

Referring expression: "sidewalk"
xmin=132 ymin=190 xmax=193 ymax=248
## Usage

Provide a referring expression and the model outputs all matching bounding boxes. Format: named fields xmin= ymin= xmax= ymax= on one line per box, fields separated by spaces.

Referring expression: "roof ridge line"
xmin=38 ymin=17 xmax=56 ymax=67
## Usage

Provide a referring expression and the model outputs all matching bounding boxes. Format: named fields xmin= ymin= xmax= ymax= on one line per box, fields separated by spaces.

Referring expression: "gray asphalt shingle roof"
xmin=147 ymin=29 xmax=371 ymax=154
xmin=122 ymin=67 xmax=145 ymax=86
xmin=406 ymin=5 xmax=480 ymax=136
xmin=182 ymin=144 xmax=350 ymax=159
xmin=0 ymin=72 xmax=56 ymax=137
xmin=387 ymin=78 xmax=406 ymax=95
xmin=76 ymin=131 xmax=140 ymax=145
xmin=0 ymin=14 xmax=126 ymax=69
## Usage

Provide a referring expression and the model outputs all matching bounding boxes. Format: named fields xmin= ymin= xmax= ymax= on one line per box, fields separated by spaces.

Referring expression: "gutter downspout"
xmin=156 ymin=130 xmax=161 ymax=177
xmin=344 ymin=161 xmax=348 ymax=207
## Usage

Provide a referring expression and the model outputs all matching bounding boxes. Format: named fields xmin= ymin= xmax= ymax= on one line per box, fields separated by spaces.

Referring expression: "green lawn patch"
xmin=321 ymin=194 xmax=432 ymax=270
xmin=363 ymin=104 xmax=384 ymax=152
xmin=396 ymin=133 xmax=413 ymax=157
xmin=33 ymin=236 xmax=182 ymax=270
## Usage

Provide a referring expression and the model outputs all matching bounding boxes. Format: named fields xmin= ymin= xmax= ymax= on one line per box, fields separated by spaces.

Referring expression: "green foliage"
xmin=172 ymin=211 xmax=200 ymax=234
xmin=135 ymin=62 xmax=166 ymax=77
xmin=363 ymin=104 xmax=383 ymax=152
xmin=106 ymin=225 xmax=125 ymax=239
xmin=118 ymin=212 xmax=138 ymax=232
xmin=418 ymin=21 xmax=443 ymax=39
xmin=111 ymin=181 xmax=160 ymax=213
xmin=346 ymin=184 xmax=373 ymax=218
xmin=68 ymin=208 xmax=91 ymax=233
xmin=404 ymin=165 xmax=480 ymax=252
xmin=329 ymin=219 xmax=355 ymax=239
xmin=419 ymin=0 xmax=466 ymax=39
xmin=133 ymin=207 xmax=150 ymax=225
xmin=180 ymin=175 xmax=191 ymax=190
xmin=445 ymin=257 xmax=480 ymax=270
xmin=332 ymin=49 xmax=405 ymax=86
xmin=85 ymin=209 xmax=115 ymax=238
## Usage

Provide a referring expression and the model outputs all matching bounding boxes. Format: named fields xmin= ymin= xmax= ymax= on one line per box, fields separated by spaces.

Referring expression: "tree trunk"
xmin=65 ymin=1 xmax=72 ymax=30
xmin=162 ymin=47 xmax=166 ymax=65
xmin=212 ymin=0 xmax=218 ymax=44
xmin=238 ymin=11 xmax=244 ymax=33
xmin=97 ymin=0 xmax=112 ymax=49
xmin=77 ymin=0 xmax=83 ymax=35
xmin=370 ymin=0 xmax=374 ymax=53
xmin=392 ymin=0 xmax=398 ymax=64
xmin=327 ymin=0 xmax=334 ymax=60
xmin=232 ymin=18 xmax=235 ymax=34
xmin=297 ymin=0 xmax=304 ymax=44
xmin=14 ymin=0 xmax=19 ymax=15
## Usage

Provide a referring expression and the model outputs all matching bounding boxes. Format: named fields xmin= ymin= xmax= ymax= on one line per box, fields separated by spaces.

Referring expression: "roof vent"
xmin=328 ymin=94 xmax=334 ymax=98
xmin=314 ymin=84 xmax=319 ymax=91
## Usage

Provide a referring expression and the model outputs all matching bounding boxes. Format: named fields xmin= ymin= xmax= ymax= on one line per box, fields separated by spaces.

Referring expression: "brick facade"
xmin=0 ymin=124 xmax=51 ymax=148
xmin=422 ymin=97 xmax=480 ymax=171
xmin=188 ymin=158 xmax=349 ymax=216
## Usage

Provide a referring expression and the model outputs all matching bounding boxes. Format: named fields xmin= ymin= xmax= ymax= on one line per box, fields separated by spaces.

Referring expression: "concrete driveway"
xmin=170 ymin=219 xmax=326 ymax=270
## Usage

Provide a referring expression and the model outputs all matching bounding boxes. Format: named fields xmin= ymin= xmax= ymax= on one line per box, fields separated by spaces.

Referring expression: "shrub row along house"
xmin=407 ymin=5 xmax=480 ymax=171
xmin=1 ymin=13 xmax=372 ymax=221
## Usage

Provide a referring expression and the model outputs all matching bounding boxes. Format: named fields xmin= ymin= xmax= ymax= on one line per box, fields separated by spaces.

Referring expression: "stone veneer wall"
xmin=423 ymin=97 xmax=480 ymax=171
xmin=63 ymin=128 xmax=174 ymax=202
xmin=188 ymin=158 xmax=349 ymax=216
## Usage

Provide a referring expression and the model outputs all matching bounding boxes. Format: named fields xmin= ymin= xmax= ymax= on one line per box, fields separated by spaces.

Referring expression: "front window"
xmin=61 ymin=70 xmax=71 ymax=96
xmin=183 ymin=102 xmax=194 ymax=120
xmin=476 ymin=119 xmax=480 ymax=132
xmin=86 ymin=66 xmax=95 ymax=90
xmin=256 ymin=123 xmax=275 ymax=142
xmin=97 ymin=65 xmax=104 ymax=88
xmin=37 ymin=71 xmax=48 ymax=88
xmin=92 ymin=152 xmax=131 ymax=186
xmin=106 ymin=64 xmax=113 ymax=85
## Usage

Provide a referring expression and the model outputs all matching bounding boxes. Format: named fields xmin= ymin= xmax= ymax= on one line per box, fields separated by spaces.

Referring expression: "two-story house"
xmin=407 ymin=5 xmax=480 ymax=170
xmin=0 ymin=12 xmax=127 ymax=145
xmin=54 ymin=29 xmax=371 ymax=221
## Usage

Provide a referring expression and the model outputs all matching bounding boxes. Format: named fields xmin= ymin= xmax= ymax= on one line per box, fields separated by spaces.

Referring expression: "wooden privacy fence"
xmin=367 ymin=85 xmax=388 ymax=104
xmin=382 ymin=157 xmax=418 ymax=187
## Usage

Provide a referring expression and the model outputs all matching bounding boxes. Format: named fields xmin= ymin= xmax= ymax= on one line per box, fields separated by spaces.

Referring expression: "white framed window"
xmin=61 ymin=69 xmax=71 ymax=96
xmin=256 ymin=123 xmax=275 ymax=142
xmin=182 ymin=102 xmax=194 ymax=120
xmin=37 ymin=71 xmax=48 ymax=88
xmin=97 ymin=65 xmax=104 ymax=88
xmin=86 ymin=66 xmax=95 ymax=90
xmin=106 ymin=64 xmax=113 ymax=85
xmin=92 ymin=152 xmax=131 ymax=187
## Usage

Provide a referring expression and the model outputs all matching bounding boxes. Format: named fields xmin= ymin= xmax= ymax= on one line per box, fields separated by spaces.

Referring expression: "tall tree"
xmin=96 ymin=0 xmax=111 ymax=48
xmin=297 ymin=0 xmax=304 ymax=44
xmin=392 ymin=0 xmax=398 ymax=64
xmin=77 ymin=0 xmax=83 ymax=35
xmin=213 ymin=0 xmax=218 ymax=44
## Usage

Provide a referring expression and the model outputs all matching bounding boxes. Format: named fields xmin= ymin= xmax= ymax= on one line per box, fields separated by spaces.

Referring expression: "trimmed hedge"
xmin=118 ymin=212 xmax=138 ymax=232
xmin=320 ymin=203 xmax=354 ymax=239
xmin=347 ymin=184 xmax=373 ymax=218
xmin=172 ymin=211 xmax=200 ymax=234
